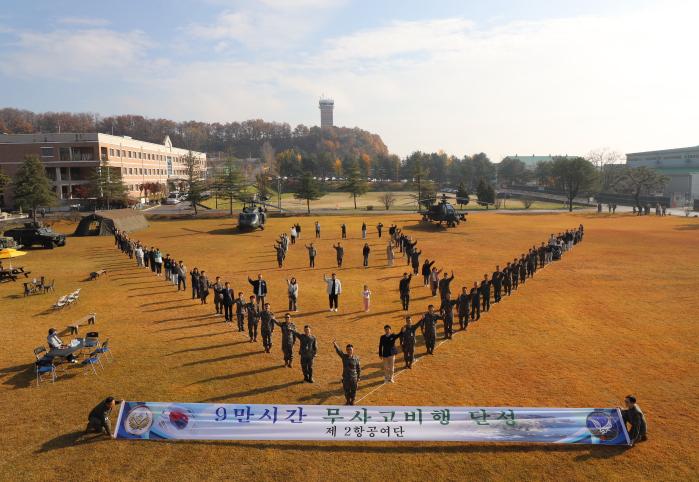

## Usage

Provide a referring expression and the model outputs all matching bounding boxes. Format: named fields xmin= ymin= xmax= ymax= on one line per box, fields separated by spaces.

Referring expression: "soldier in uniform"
xmin=333 ymin=340 xmax=361 ymax=405
xmin=273 ymin=243 xmax=284 ymax=268
xmin=293 ymin=325 xmax=317 ymax=382
xmin=440 ymin=299 xmax=457 ymax=339
xmin=492 ymin=266 xmax=502 ymax=303
xmin=421 ymin=259 xmax=435 ymax=286
xmin=410 ymin=249 xmax=422 ymax=275
xmin=480 ymin=273 xmax=491 ymax=312
xmin=502 ymin=263 xmax=512 ymax=297
xmin=212 ymin=276 xmax=224 ymax=315
xmin=244 ymin=295 xmax=259 ymax=342
xmin=234 ymin=292 xmax=246 ymax=332
xmin=273 ymin=313 xmax=297 ymax=367
xmin=332 ymin=242 xmax=344 ymax=268
xmin=438 ymin=270 xmax=455 ymax=311
xmin=469 ymin=283 xmax=481 ymax=321
xmin=399 ymin=272 xmax=412 ymax=311
xmin=511 ymin=258 xmax=520 ymax=290
xmin=259 ymin=303 xmax=276 ymax=353
xmin=400 ymin=316 xmax=423 ymax=369
xmin=519 ymin=255 xmax=527 ymax=286
xmin=419 ymin=305 xmax=440 ymax=355
xmin=456 ymin=286 xmax=471 ymax=330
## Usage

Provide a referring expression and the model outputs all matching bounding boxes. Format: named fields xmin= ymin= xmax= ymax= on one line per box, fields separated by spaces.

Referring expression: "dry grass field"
xmin=1 ymin=211 xmax=697 ymax=481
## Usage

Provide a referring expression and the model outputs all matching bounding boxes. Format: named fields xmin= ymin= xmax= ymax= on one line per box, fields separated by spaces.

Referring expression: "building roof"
xmin=626 ymin=145 xmax=699 ymax=156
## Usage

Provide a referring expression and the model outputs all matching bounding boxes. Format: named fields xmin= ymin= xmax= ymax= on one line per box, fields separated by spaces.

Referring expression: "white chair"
xmin=53 ymin=296 xmax=68 ymax=310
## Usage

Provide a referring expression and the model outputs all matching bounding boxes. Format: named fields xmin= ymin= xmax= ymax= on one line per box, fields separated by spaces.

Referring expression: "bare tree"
xmin=586 ymin=148 xmax=625 ymax=192
xmin=261 ymin=141 xmax=277 ymax=175
xmin=380 ymin=192 xmax=396 ymax=210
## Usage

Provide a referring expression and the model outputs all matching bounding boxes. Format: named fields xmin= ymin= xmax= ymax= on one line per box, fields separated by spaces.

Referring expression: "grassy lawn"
xmin=1 ymin=213 xmax=696 ymax=480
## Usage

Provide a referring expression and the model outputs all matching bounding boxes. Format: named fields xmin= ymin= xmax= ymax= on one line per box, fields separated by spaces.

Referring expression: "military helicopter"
xmin=418 ymin=193 xmax=468 ymax=228
xmin=237 ymin=194 xmax=287 ymax=231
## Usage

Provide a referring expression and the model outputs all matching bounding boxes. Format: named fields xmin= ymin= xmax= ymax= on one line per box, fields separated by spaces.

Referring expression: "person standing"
xmin=378 ymin=325 xmax=401 ymax=383
xmin=135 ymin=245 xmax=144 ymax=267
xmin=480 ymin=274 xmax=491 ymax=312
xmin=244 ymin=295 xmax=259 ymax=342
xmin=441 ymin=299 xmax=457 ymax=339
xmin=422 ymin=259 xmax=435 ymax=286
xmin=222 ymin=282 xmax=234 ymax=324
xmin=386 ymin=241 xmax=395 ymax=267
xmin=511 ymin=258 xmax=520 ymax=290
xmin=429 ymin=267 xmax=442 ymax=296
xmin=333 ymin=340 xmax=361 ymax=405
xmin=323 ymin=273 xmax=342 ymax=312
xmin=190 ymin=267 xmax=200 ymax=300
xmin=153 ymin=248 xmax=163 ymax=276
xmin=399 ymin=272 xmax=412 ymax=311
xmin=410 ymin=249 xmax=421 ymax=275
xmin=376 ymin=222 xmax=384 ymax=238
xmin=420 ymin=305 xmax=440 ymax=355
xmin=212 ymin=276 xmax=224 ymax=315
xmin=199 ymin=270 xmax=210 ymax=305
xmin=457 ymin=286 xmax=470 ymax=330
xmin=502 ymin=263 xmax=512 ymax=297
xmin=341 ymin=223 xmax=347 ymax=239
xmin=177 ymin=261 xmax=187 ymax=291
xmin=469 ymin=284 xmax=481 ymax=321
xmin=273 ymin=313 xmax=297 ymax=367
xmin=621 ymin=395 xmax=648 ymax=445
xmin=400 ymin=316 xmax=423 ymax=369
xmin=259 ymin=303 xmax=276 ymax=353
xmin=362 ymin=284 xmax=371 ymax=312
xmin=492 ymin=266 xmax=502 ymax=304
xmin=362 ymin=243 xmax=371 ymax=267
xmin=295 ymin=223 xmax=301 ymax=239
xmin=438 ymin=270 xmax=455 ymax=310
xmin=290 ymin=225 xmax=297 ymax=245
xmin=294 ymin=325 xmax=317 ymax=382
xmin=361 ymin=222 xmax=367 ymax=239
xmin=333 ymin=243 xmax=344 ymax=268
xmin=305 ymin=243 xmax=317 ymax=268
xmin=274 ymin=243 xmax=284 ymax=268
xmin=248 ymin=274 xmax=268 ymax=309
xmin=315 ymin=221 xmax=321 ymax=238
xmin=286 ymin=277 xmax=299 ymax=312
xmin=234 ymin=292 xmax=246 ymax=332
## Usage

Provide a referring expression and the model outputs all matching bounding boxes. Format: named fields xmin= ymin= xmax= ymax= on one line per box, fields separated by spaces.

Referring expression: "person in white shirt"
xmin=286 ymin=277 xmax=299 ymax=311
xmin=362 ymin=285 xmax=371 ymax=312
xmin=323 ymin=273 xmax=342 ymax=312
xmin=134 ymin=246 xmax=144 ymax=267
xmin=46 ymin=328 xmax=77 ymax=363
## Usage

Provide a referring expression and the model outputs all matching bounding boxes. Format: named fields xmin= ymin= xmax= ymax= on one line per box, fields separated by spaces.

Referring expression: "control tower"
xmin=319 ymin=97 xmax=334 ymax=128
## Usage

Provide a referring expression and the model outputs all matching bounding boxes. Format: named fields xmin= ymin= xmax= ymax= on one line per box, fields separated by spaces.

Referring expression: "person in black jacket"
xmin=438 ymin=270 xmax=455 ymax=310
xmin=457 ymin=287 xmax=470 ymax=330
xmin=333 ymin=243 xmax=344 ymax=267
xmin=492 ymin=266 xmax=502 ymax=303
xmin=378 ymin=325 xmax=402 ymax=383
xmin=440 ymin=299 xmax=457 ymax=339
xmin=480 ymin=274 xmax=491 ymax=312
xmin=362 ymin=243 xmax=371 ymax=267
xmin=420 ymin=305 xmax=440 ymax=355
xmin=190 ymin=267 xmax=200 ymax=299
xmin=248 ymin=274 xmax=267 ymax=309
xmin=86 ymin=397 xmax=121 ymax=437
xmin=502 ymin=263 xmax=512 ymax=297
xmin=221 ymin=282 xmax=234 ymax=323
xmin=399 ymin=272 xmax=412 ymax=311
xmin=410 ymin=249 xmax=421 ymax=275
xmin=422 ymin=259 xmax=435 ymax=286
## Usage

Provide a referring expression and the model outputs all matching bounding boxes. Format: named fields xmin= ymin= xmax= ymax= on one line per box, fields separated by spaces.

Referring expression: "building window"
xmin=40 ymin=147 xmax=54 ymax=157
xmin=109 ymin=148 xmax=115 ymax=156
xmin=116 ymin=149 xmax=121 ymax=157
xmin=138 ymin=152 xmax=142 ymax=159
xmin=128 ymin=168 xmax=133 ymax=175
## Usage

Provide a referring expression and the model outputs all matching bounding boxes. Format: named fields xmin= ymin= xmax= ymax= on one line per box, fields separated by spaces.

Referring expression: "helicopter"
xmin=418 ymin=193 xmax=468 ymax=228
xmin=237 ymin=194 xmax=287 ymax=231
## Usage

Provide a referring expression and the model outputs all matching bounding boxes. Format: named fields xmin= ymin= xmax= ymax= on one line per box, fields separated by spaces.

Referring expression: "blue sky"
xmin=0 ymin=0 xmax=696 ymax=158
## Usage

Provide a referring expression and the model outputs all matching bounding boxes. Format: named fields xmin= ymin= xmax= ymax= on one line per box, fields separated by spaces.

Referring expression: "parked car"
xmin=164 ymin=193 xmax=181 ymax=205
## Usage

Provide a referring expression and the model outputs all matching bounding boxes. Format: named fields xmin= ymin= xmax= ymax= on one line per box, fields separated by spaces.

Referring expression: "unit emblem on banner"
xmin=125 ymin=405 xmax=154 ymax=436
xmin=585 ymin=411 xmax=619 ymax=440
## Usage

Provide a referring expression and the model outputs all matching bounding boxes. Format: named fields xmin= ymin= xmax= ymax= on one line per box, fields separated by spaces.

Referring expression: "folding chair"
xmin=82 ymin=355 xmax=101 ymax=375
xmin=33 ymin=346 xmax=48 ymax=361
xmin=36 ymin=360 xmax=57 ymax=386
xmin=84 ymin=332 xmax=100 ymax=350
xmin=44 ymin=279 xmax=55 ymax=293
xmin=92 ymin=339 xmax=113 ymax=362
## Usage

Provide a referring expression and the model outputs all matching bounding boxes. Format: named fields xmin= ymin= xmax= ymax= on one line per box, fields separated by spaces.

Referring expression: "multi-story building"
xmin=626 ymin=145 xmax=699 ymax=207
xmin=0 ymin=133 xmax=206 ymax=207
xmin=319 ymin=98 xmax=334 ymax=128
xmin=501 ymin=154 xmax=580 ymax=170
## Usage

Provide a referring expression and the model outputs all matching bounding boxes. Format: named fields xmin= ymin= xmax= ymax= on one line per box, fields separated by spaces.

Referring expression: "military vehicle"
xmin=4 ymin=222 xmax=66 ymax=249
xmin=418 ymin=193 xmax=468 ymax=228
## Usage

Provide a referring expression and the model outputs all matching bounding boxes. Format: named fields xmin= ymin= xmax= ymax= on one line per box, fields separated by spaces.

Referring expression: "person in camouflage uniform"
xmin=293 ymin=325 xmax=317 ymax=382
xmin=259 ymin=303 xmax=276 ymax=353
xmin=274 ymin=313 xmax=297 ymax=367
xmin=420 ymin=305 xmax=440 ymax=355
xmin=400 ymin=316 xmax=423 ymax=369
xmin=333 ymin=340 xmax=361 ymax=405
xmin=244 ymin=295 xmax=259 ymax=342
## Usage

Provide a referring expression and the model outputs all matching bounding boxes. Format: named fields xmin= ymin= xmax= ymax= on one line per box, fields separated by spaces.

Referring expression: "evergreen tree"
xmin=476 ymin=178 xmax=495 ymax=209
xmin=213 ymin=158 xmax=245 ymax=215
xmin=89 ymin=160 xmax=127 ymax=209
xmin=12 ymin=155 xmax=56 ymax=218
xmin=456 ymin=181 xmax=470 ymax=207
xmin=294 ymin=173 xmax=324 ymax=214
xmin=341 ymin=161 xmax=369 ymax=209
xmin=184 ymin=151 xmax=205 ymax=215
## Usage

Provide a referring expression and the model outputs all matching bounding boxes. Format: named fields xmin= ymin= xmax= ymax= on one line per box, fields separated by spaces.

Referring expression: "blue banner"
xmin=114 ymin=402 xmax=630 ymax=445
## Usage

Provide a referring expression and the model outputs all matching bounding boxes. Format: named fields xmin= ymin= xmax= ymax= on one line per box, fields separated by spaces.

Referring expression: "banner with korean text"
xmin=113 ymin=402 xmax=630 ymax=445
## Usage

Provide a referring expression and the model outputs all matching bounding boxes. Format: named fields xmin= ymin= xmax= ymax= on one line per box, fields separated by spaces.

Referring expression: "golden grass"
xmin=1 ymin=212 xmax=697 ymax=481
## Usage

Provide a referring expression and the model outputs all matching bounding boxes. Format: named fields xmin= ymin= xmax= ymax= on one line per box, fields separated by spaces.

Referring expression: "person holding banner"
xmin=420 ymin=305 xmax=440 ymax=355
xmin=260 ymin=303 xmax=277 ymax=353
xmin=378 ymin=325 xmax=402 ymax=383
xmin=400 ymin=316 xmax=423 ymax=369
xmin=333 ymin=340 xmax=361 ymax=405
xmin=85 ymin=397 xmax=121 ymax=437
xmin=621 ymin=395 xmax=648 ymax=444
xmin=293 ymin=325 xmax=317 ymax=382
xmin=274 ymin=313 xmax=297 ymax=367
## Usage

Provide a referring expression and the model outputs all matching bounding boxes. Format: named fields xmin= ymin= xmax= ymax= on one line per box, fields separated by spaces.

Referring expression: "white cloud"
xmin=1 ymin=28 xmax=150 ymax=77
xmin=57 ymin=17 xmax=110 ymax=26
